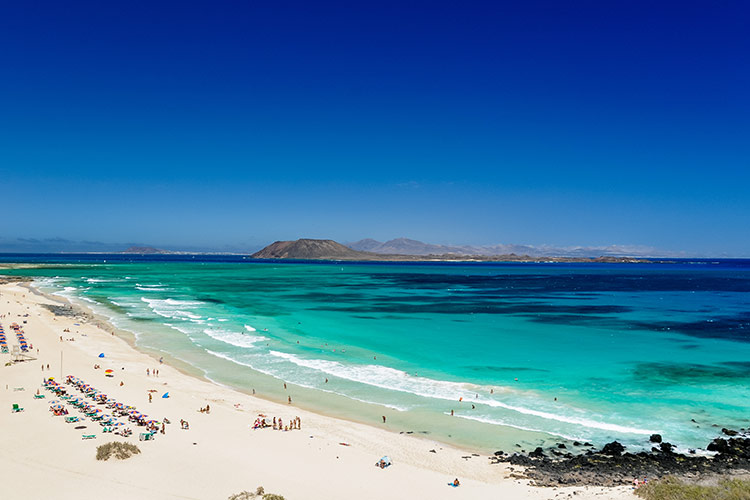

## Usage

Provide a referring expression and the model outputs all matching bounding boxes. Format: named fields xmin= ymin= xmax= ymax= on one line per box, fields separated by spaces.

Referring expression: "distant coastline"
xmin=249 ymin=239 xmax=658 ymax=264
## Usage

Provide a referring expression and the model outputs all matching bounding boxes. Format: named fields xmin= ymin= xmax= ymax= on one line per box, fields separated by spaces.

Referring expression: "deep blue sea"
xmin=3 ymin=255 xmax=749 ymax=453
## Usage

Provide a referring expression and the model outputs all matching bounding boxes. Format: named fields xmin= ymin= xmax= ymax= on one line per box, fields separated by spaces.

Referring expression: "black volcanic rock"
xmin=529 ymin=447 xmax=545 ymax=458
xmin=659 ymin=442 xmax=674 ymax=454
xmin=707 ymin=438 xmax=730 ymax=453
xmin=490 ymin=433 xmax=750 ymax=487
xmin=722 ymin=428 xmax=739 ymax=436
xmin=650 ymin=434 xmax=662 ymax=443
xmin=601 ymin=441 xmax=625 ymax=456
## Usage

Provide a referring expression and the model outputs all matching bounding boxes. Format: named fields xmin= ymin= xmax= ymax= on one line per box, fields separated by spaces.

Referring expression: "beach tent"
xmin=162 ymin=392 xmax=169 ymax=398
xmin=98 ymin=353 xmax=105 ymax=358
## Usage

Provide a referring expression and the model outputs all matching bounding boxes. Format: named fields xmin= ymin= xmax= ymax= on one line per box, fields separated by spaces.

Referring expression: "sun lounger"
xmin=34 ymin=394 xmax=45 ymax=399
xmin=139 ymin=431 xmax=156 ymax=441
xmin=12 ymin=404 xmax=24 ymax=413
xmin=82 ymin=434 xmax=96 ymax=440
xmin=65 ymin=416 xmax=80 ymax=423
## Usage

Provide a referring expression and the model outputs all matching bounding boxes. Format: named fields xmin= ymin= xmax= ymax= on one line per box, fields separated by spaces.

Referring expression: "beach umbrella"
xmin=105 ymin=369 xmax=113 ymax=374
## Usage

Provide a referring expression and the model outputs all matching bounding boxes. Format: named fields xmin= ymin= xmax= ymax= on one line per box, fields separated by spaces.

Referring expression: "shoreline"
xmin=24 ymin=280 xmax=493 ymax=455
xmin=0 ymin=280 xmax=631 ymax=499
xmin=26 ymin=277 xmax=566 ymax=456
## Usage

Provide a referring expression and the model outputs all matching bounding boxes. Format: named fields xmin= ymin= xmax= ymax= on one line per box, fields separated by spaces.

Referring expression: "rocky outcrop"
xmin=489 ymin=431 xmax=750 ymax=487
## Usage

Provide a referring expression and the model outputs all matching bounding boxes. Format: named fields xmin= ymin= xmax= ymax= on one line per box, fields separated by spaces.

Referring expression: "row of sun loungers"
xmin=0 ymin=324 xmax=8 ymax=353
xmin=43 ymin=376 xmax=157 ymax=439
xmin=10 ymin=323 xmax=30 ymax=352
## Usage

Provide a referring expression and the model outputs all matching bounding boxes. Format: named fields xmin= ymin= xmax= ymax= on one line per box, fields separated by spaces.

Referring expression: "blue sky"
xmin=1 ymin=1 xmax=748 ymax=255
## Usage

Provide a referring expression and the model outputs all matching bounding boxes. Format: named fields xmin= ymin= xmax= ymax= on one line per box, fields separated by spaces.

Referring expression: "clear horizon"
xmin=2 ymin=2 xmax=748 ymax=257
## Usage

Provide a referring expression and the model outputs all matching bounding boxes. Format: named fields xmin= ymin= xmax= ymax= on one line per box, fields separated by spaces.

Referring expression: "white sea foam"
xmin=269 ymin=351 xmax=487 ymax=401
xmin=136 ymin=286 xmax=168 ymax=292
xmin=203 ymin=350 xmax=409 ymax=411
xmin=140 ymin=297 xmax=204 ymax=321
xmin=203 ymin=328 xmax=267 ymax=349
xmin=244 ymin=325 xmax=257 ymax=332
xmin=453 ymin=413 xmax=583 ymax=441
xmin=205 ymin=350 xmax=276 ymax=377
xmin=268 ymin=351 xmax=657 ymax=435
xmin=474 ymin=398 xmax=656 ymax=435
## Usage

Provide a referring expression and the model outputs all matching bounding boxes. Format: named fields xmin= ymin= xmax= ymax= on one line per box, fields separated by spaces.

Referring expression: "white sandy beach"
xmin=0 ymin=281 xmax=631 ymax=500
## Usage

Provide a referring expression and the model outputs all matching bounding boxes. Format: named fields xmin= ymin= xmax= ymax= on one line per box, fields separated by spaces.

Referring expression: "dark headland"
xmin=251 ymin=238 xmax=653 ymax=263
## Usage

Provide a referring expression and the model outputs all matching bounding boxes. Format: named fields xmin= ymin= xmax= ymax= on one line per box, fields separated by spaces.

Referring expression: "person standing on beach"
xmin=382 ymin=415 xmax=386 ymax=423
xmin=149 ymin=393 xmax=152 ymax=403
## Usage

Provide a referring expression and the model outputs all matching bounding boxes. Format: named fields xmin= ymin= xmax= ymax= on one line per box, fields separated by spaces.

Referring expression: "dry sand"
xmin=0 ymin=282 xmax=632 ymax=499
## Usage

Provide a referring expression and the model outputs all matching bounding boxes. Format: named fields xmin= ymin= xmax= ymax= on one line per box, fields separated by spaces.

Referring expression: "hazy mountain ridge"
xmin=348 ymin=238 xmax=670 ymax=258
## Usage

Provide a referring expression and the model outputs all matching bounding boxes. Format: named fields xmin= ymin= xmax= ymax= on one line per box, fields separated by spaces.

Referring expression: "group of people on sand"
xmin=146 ymin=368 xmax=160 ymax=377
xmin=198 ymin=404 xmax=211 ymax=414
xmin=180 ymin=419 xmax=190 ymax=430
xmin=252 ymin=415 xmax=302 ymax=431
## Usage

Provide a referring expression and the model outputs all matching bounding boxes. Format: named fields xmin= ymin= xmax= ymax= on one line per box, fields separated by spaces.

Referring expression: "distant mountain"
xmin=121 ymin=246 xmax=171 ymax=254
xmin=348 ymin=238 xmax=384 ymax=252
xmin=347 ymin=238 xmax=666 ymax=258
xmin=252 ymin=239 xmax=367 ymax=260
xmin=347 ymin=238 xmax=535 ymax=256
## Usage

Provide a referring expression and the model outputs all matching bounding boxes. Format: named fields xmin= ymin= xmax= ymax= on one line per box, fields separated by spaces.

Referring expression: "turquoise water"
xmin=5 ymin=258 xmax=750 ymax=453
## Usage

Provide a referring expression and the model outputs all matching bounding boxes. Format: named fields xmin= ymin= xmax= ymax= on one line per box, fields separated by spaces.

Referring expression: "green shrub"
xmin=96 ymin=442 xmax=141 ymax=461
xmin=228 ymin=487 xmax=284 ymax=500
xmin=635 ymin=476 xmax=750 ymax=500
xmin=227 ymin=493 xmax=254 ymax=500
